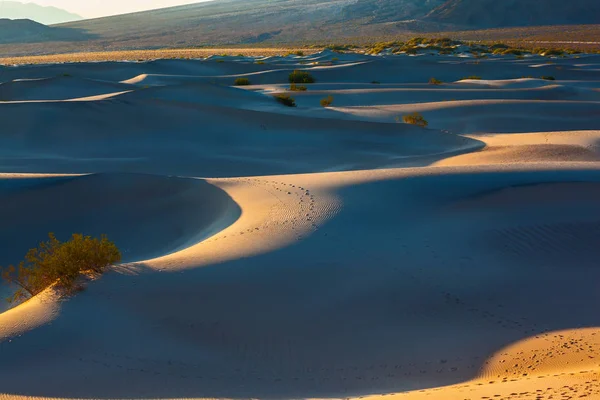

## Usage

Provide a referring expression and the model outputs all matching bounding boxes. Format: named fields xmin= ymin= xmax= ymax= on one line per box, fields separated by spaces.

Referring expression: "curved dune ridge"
xmin=1 ymin=50 xmax=600 ymax=400
xmin=0 ymin=173 xmax=241 ymax=314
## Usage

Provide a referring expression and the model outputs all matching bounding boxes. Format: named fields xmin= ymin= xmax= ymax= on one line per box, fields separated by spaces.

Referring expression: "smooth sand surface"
xmin=1 ymin=51 xmax=600 ymax=400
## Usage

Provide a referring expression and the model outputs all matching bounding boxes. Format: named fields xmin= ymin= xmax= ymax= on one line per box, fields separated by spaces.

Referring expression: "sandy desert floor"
xmin=1 ymin=50 xmax=600 ymax=400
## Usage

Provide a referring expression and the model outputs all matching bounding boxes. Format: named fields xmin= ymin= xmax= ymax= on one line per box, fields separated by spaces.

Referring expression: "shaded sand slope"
xmin=0 ymin=94 xmax=480 ymax=176
xmin=2 ymin=53 xmax=599 ymax=86
xmin=0 ymin=76 xmax=130 ymax=101
xmin=337 ymin=99 xmax=600 ymax=133
xmin=3 ymin=167 xmax=600 ymax=399
xmin=0 ymin=173 xmax=240 ymax=313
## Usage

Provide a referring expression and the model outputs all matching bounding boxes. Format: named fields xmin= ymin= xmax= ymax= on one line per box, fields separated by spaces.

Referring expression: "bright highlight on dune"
xmin=1 ymin=46 xmax=600 ymax=400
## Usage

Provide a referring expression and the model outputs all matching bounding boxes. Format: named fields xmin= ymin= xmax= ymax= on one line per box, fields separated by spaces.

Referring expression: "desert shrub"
xmin=216 ymin=60 xmax=225 ymax=63
xmin=289 ymin=70 xmax=315 ymax=84
xmin=274 ymin=93 xmax=296 ymax=107
xmin=541 ymin=76 xmax=556 ymax=80
xmin=289 ymin=83 xmax=307 ymax=91
xmin=429 ymin=77 xmax=443 ymax=85
xmin=542 ymin=49 xmax=565 ymax=57
xmin=463 ymin=75 xmax=482 ymax=80
xmin=234 ymin=77 xmax=251 ymax=86
xmin=331 ymin=57 xmax=339 ymax=62
xmin=320 ymin=95 xmax=334 ymax=107
xmin=371 ymin=80 xmax=381 ymax=84
xmin=402 ymin=112 xmax=428 ymax=128
xmin=327 ymin=44 xmax=354 ymax=52
xmin=255 ymin=61 xmax=266 ymax=65
xmin=1 ymin=233 xmax=121 ymax=303
xmin=294 ymin=51 xmax=304 ymax=56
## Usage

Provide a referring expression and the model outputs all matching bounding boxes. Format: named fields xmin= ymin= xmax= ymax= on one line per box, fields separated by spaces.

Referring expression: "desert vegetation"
xmin=402 ymin=112 xmax=429 ymax=128
xmin=274 ymin=93 xmax=296 ymax=107
xmin=234 ymin=77 xmax=251 ymax=86
xmin=320 ymin=95 xmax=334 ymax=107
xmin=289 ymin=83 xmax=307 ymax=91
xmin=429 ymin=77 xmax=443 ymax=85
xmin=1 ymin=233 xmax=121 ymax=303
xmin=289 ymin=70 xmax=315 ymax=84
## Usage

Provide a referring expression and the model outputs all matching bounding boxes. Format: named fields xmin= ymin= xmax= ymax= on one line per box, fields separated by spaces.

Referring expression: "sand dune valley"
xmin=1 ymin=49 xmax=600 ymax=400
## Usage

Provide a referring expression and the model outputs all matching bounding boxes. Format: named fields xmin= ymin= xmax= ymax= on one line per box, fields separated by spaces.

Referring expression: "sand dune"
xmin=0 ymin=76 xmax=130 ymax=101
xmin=1 ymin=50 xmax=600 ymax=400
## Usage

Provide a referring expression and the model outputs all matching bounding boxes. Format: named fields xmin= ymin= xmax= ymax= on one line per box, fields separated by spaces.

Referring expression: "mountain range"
xmin=57 ymin=0 xmax=600 ymax=44
xmin=0 ymin=0 xmax=599 ymax=54
xmin=0 ymin=1 xmax=82 ymax=24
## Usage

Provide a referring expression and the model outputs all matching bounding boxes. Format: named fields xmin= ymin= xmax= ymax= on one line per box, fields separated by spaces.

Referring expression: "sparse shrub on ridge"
xmin=541 ymin=76 xmax=556 ymax=80
xmin=320 ymin=95 xmax=334 ymax=107
xmin=429 ymin=77 xmax=443 ymax=85
xmin=289 ymin=83 xmax=307 ymax=91
xmin=462 ymin=75 xmax=482 ymax=80
xmin=289 ymin=70 xmax=315 ymax=84
xmin=234 ymin=77 xmax=251 ymax=86
xmin=274 ymin=93 xmax=296 ymax=107
xmin=1 ymin=233 xmax=121 ymax=303
xmin=402 ymin=112 xmax=428 ymax=128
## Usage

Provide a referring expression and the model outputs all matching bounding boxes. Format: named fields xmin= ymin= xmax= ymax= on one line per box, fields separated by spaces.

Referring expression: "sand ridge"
xmin=1 ymin=50 xmax=600 ymax=400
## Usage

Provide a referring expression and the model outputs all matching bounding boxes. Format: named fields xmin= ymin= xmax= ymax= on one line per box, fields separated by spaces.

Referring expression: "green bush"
xmin=402 ymin=112 xmax=428 ymax=128
xmin=541 ymin=76 xmax=556 ymax=80
xmin=463 ymin=75 xmax=482 ymax=80
xmin=289 ymin=70 xmax=315 ymax=84
xmin=429 ymin=77 xmax=443 ymax=85
xmin=274 ymin=93 xmax=296 ymax=107
xmin=234 ymin=77 xmax=251 ymax=86
xmin=1 ymin=233 xmax=121 ymax=303
xmin=289 ymin=83 xmax=307 ymax=91
xmin=320 ymin=95 xmax=334 ymax=107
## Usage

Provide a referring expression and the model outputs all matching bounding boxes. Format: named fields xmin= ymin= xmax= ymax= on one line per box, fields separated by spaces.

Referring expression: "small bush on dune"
xmin=429 ymin=77 xmax=443 ymax=85
xmin=371 ymin=80 xmax=381 ymax=84
xmin=402 ymin=112 xmax=428 ymax=128
xmin=274 ymin=93 xmax=296 ymax=107
xmin=541 ymin=76 xmax=556 ymax=80
xmin=320 ymin=95 xmax=334 ymax=107
xmin=289 ymin=83 xmax=307 ymax=91
xmin=255 ymin=61 xmax=266 ymax=65
xmin=462 ymin=75 xmax=482 ymax=80
xmin=289 ymin=70 xmax=315 ymax=84
xmin=1 ymin=233 xmax=121 ymax=303
xmin=234 ymin=77 xmax=251 ymax=86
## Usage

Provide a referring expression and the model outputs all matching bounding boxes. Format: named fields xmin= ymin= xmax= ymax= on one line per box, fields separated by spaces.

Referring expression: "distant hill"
xmin=57 ymin=0 xmax=445 ymax=46
xmin=0 ymin=18 xmax=90 ymax=44
xmin=0 ymin=1 xmax=82 ymax=25
xmin=426 ymin=0 xmax=600 ymax=28
xmin=0 ymin=0 xmax=599 ymax=56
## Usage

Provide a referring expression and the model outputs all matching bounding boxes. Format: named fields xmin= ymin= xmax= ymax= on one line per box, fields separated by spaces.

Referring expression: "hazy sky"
xmin=20 ymin=0 xmax=212 ymax=18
